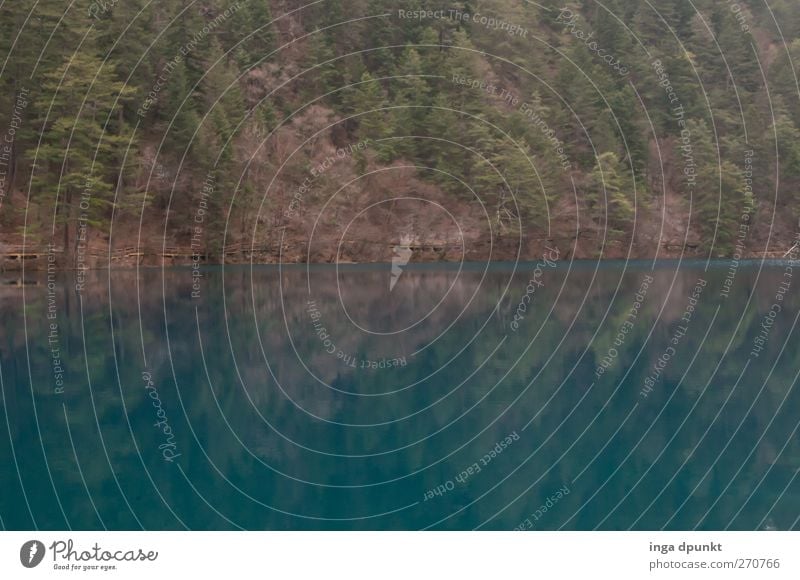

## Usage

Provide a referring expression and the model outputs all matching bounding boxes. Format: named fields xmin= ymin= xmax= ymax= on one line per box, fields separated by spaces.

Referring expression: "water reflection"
xmin=1 ymin=262 xmax=798 ymax=530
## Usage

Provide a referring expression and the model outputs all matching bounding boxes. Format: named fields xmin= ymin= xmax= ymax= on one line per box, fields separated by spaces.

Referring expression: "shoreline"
xmin=2 ymin=255 xmax=797 ymax=274
xmin=2 ymin=237 xmax=796 ymax=272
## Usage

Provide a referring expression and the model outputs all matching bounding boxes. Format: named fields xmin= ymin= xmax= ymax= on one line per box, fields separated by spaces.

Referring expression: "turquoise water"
xmin=1 ymin=262 xmax=798 ymax=530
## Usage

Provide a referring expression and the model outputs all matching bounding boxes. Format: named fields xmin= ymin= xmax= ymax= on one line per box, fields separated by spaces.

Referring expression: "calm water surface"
xmin=1 ymin=262 xmax=798 ymax=530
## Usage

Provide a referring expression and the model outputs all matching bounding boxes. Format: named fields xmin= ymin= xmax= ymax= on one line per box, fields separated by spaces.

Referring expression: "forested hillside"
xmin=2 ymin=0 xmax=800 ymax=267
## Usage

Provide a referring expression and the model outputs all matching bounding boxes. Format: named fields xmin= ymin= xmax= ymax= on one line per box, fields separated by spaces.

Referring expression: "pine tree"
xmin=158 ymin=59 xmax=201 ymax=162
xmin=362 ymin=0 xmax=399 ymax=75
xmin=673 ymin=118 xmax=748 ymax=255
xmin=714 ymin=5 xmax=761 ymax=96
xmin=94 ymin=0 xmax=156 ymax=110
xmin=226 ymin=0 xmax=275 ymax=68
xmin=303 ymin=33 xmax=344 ymax=104
xmin=492 ymin=139 xmax=547 ymax=231
xmin=772 ymin=112 xmax=800 ymax=219
xmin=347 ymin=72 xmax=394 ymax=162
xmin=608 ymin=85 xmax=648 ymax=179
xmin=769 ymin=39 xmax=800 ymax=126
xmin=1 ymin=0 xmax=93 ymax=207
xmin=708 ymin=161 xmax=750 ymax=256
xmin=392 ymin=48 xmax=431 ymax=157
xmin=30 ymin=53 xmax=134 ymax=260
xmin=587 ymin=151 xmax=636 ymax=239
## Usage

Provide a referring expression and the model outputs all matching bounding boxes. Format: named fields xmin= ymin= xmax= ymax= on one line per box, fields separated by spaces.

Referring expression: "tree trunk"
xmin=63 ymin=189 xmax=74 ymax=267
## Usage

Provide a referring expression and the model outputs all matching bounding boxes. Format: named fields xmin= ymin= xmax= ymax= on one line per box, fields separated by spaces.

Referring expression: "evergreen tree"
xmin=347 ymin=72 xmax=394 ymax=162
xmin=226 ymin=0 xmax=275 ymax=68
xmin=392 ymin=48 xmax=431 ymax=157
xmin=769 ymin=39 xmax=800 ymax=126
xmin=158 ymin=60 xmax=202 ymax=161
xmin=772 ymin=112 xmax=800 ymax=219
xmin=30 ymin=53 xmax=134 ymax=259
xmin=587 ymin=151 xmax=636 ymax=239
xmin=492 ymin=139 xmax=547 ymax=231
xmin=303 ymin=33 xmax=344 ymax=104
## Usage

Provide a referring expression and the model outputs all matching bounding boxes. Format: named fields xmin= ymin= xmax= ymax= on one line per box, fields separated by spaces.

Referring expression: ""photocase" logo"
xmin=20 ymin=540 xmax=46 ymax=568
xmin=390 ymin=233 xmax=414 ymax=292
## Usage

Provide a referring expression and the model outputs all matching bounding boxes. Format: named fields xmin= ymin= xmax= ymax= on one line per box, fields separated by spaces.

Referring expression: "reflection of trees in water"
xmin=0 ymin=266 xmax=798 ymax=529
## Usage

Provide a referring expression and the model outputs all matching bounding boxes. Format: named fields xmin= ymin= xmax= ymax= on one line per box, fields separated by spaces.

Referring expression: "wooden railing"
xmin=4 ymin=242 xmax=796 ymax=262
xmin=0 ymin=242 xmax=289 ymax=263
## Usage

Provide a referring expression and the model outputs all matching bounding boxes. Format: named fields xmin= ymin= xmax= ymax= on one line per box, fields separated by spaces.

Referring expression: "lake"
xmin=1 ymin=261 xmax=798 ymax=530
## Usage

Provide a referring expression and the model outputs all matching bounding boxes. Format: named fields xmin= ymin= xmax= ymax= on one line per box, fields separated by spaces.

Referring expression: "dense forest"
xmin=2 ymin=0 xmax=800 ymax=266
